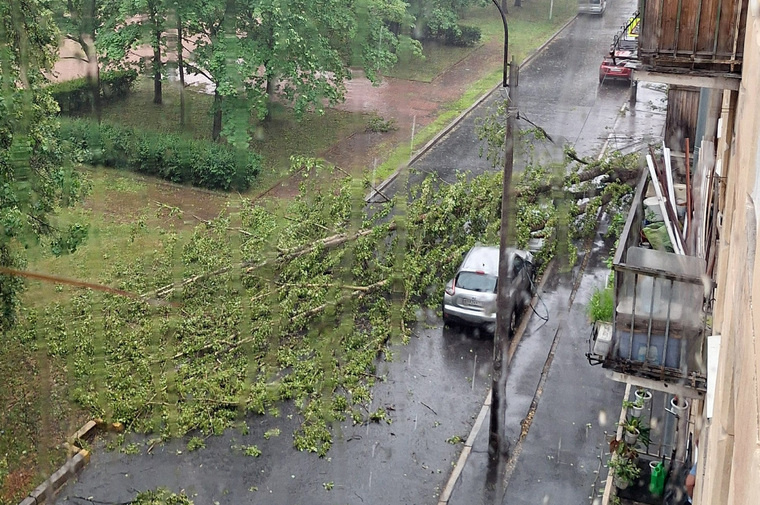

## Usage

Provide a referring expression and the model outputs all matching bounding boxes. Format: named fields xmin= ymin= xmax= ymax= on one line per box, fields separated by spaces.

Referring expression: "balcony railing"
xmin=588 ymin=169 xmax=710 ymax=391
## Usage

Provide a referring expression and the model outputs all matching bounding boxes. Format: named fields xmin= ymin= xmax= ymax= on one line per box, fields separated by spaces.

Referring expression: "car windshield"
xmin=456 ymin=272 xmax=497 ymax=293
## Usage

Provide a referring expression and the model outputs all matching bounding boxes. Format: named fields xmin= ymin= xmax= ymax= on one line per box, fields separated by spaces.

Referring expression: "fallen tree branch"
xmin=516 ymin=165 xmax=638 ymax=202
xmin=141 ymin=221 xmax=398 ymax=300
xmin=191 ymin=214 xmax=255 ymax=236
xmin=293 ymin=280 xmax=388 ymax=320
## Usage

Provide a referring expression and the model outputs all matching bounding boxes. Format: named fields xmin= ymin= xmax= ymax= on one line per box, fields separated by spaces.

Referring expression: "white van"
xmin=578 ymin=0 xmax=606 ymax=15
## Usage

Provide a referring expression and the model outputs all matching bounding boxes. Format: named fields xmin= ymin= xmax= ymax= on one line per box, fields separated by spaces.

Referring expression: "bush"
xmin=49 ymin=77 xmax=92 ymax=114
xmin=58 ymin=118 xmax=261 ymax=191
xmin=588 ymin=285 xmax=614 ymax=323
xmin=100 ymin=69 xmax=138 ymax=99
xmin=444 ymin=25 xmax=481 ymax=47
xmin=366 ymin=115 xmax=397 ymax=133
xmin=48 ymin=69 xmax=138 ymax=114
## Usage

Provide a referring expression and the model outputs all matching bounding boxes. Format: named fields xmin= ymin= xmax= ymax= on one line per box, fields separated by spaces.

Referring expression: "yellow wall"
xmin=701 ymin=4 xmax=760 ymax=504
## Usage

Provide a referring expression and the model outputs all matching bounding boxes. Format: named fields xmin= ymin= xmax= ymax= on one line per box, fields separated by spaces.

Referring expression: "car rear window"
xmin=456 ymin=272 xmax=497 ymax=293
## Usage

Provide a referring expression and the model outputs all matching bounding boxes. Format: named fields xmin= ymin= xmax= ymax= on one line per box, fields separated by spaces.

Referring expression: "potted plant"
xmin=623 ymin=398 xmax=645 ymax=418
xmin=619 ymin=416 xmax=651 ymax=446
xmin=627 ymin=416 xmax=652 ymax=447
xmin=635 ymin=388 xmax=653 ymax=404
xmin=623 ymin=424 xmax=640 ymax=445
xmin=609 ymin=452 xmax=641 ymax=490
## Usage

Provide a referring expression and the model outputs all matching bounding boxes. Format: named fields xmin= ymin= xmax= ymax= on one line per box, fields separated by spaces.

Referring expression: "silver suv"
xmin=442 ymin=245 xmax=535 ymax=332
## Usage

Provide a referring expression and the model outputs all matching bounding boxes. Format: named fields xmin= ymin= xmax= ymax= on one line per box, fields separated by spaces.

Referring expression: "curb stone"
xmin=16 ymin=417 xmax=114 ymax=505
xmin=366 ymin=14 xmax=580 ymax=203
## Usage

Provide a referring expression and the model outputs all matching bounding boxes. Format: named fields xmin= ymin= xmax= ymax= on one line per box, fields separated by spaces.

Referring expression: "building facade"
xmin=699 ymin=2 xmax=760 ymax=503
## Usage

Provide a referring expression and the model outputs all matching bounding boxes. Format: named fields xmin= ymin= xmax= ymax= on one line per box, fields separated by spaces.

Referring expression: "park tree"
xmin=239 ymin=0 xmax=413 ymax=123
xmin=183 ymin=0 xmax=417 ymax=141
xmin=0 ymin=0 xmax=86 ymax=330
xmin=406 ymin=0 xmax=485 ymax=39
xmin=180 ymin=0 xmax=247 ymax=142
xmin=53 ymin=0 xmax=108 ymax=119
xmin=97 ymin=0 xmax=173 ymax=104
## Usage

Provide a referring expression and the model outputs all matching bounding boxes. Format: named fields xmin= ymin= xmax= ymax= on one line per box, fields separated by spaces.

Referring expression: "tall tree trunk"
xmin=212 ymin=90 xmax=222 ymax=141
xmin=82 ymin=0 xmax=100 ymax=122
xmin=153 ymin=31 xmax=162 ymax=104
xmin=264 ymin=74 xmax=274 ymax=123
xmin=514 ymin=0 xmax=521 ymax=7
xmin=177 ymin=16 xmax=185 ymax=128
xmin=501 ymin=0 xmax=509 ymax=14
xmin=83 ymin=37 xmax=101 ymax=123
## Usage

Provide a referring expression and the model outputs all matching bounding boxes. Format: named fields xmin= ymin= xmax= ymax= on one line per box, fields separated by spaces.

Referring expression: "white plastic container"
xmin=594 ymin=322 xmax=613 ymax=357
xmin=644 ymin=196 xmax=664 ymax=222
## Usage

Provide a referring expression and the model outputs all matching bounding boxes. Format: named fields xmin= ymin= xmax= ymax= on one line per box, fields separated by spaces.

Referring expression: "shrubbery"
xmin=49 ymin=69 xmax=138 ymax=114
xmin=58 ymin=118 xmax=261 ymax=191
xmin=444 ymin=24 xmax=481 ymax=47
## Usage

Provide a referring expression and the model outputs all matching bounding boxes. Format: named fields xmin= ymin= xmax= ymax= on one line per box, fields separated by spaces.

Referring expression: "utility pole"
xmin=488 ymin=0 xmax=520 ymax=461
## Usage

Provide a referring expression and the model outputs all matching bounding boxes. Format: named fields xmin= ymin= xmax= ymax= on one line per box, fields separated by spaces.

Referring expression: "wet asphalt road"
xmin=54 ymin=1 xmax=665 ymax=504
xmin=373 ymin=0 xmax=665 ymax=199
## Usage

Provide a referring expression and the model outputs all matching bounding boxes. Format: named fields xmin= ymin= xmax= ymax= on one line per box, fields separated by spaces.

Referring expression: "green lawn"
xmin=95 ymin=80 xmax=371 ymax=193
xmin=386 ymin=0 xmax=576 ymax=82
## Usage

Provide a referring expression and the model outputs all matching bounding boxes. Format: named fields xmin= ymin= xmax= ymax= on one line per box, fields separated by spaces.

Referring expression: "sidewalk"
xmin=443 ymin=88 xmax=668 ymax=505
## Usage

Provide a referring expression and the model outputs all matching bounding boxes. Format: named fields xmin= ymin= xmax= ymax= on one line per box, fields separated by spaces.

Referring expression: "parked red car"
xmin=599 ymin=55 xmax=633 ymax=83
xmin=599 ymin=13 xmax=639 ymax=84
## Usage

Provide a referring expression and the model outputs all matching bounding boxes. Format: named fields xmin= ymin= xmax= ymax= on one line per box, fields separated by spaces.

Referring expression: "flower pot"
xmin=631 ymin=403 xmax=644 ymax=418
xmin=614 ymin=474 xmax=631 ymax=490
xmin=624 ymin=428 xmax=640 ymax=445
xmin=635 ymin=389 xmax=653 ymax=403
xmin=671 ymin=396 xmax=689 ymax=411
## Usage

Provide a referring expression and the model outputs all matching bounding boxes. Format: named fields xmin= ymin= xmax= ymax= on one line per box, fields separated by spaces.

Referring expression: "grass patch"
xmin=588 ymin=285 xmax=615 ymax=323
xmin=93 ymin=80 xmax=370 ymax=193
xmin=21 ymin=168 xmax=227 ymax=309
xmin=385 ymin=0 xmax=576 ymax=82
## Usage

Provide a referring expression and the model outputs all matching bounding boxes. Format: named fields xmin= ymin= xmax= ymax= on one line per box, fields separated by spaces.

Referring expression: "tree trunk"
xmin=501 ymin=0 xmax=509 ymax=14
xmin=264 ymin=74 xmax=274 ymax=122
xmin=83 ymin=38 xmax=101 ymax=123
xmin=153 ymin=31 xmax=162 ymax=104
xmin=514 ymin=0 xmax=521 ymax=7
xmin=177 ymin=17 xmax=185 ymax=128
xmin=212 ymin=90 xmax=223 ymax=141
xmin=516 ymin=164 xmax=639 ymax=202
xmin=82 ymin=0 xmax=100 ymax=122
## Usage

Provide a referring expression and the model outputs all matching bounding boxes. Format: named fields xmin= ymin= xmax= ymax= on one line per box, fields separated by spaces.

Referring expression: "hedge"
xmin=444 ymin=25 xmax=481 ymax=47
xmin=49 ymin=69 xmax=138 ymax=114
xmin=58 ymin=118 xmax=261 ymax=191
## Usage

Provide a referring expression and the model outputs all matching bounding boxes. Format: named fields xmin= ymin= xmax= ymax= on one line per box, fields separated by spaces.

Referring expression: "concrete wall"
xmin=700 ymin=3 xmax=760 ymax=504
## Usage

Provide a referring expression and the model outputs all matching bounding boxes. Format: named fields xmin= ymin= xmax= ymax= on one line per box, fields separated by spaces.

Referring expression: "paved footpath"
xmin=447 ymin=236 xmax=627 ymax=505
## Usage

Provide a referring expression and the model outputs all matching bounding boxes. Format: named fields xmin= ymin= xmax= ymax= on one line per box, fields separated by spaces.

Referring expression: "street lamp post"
xmin=488 ymin=0 xmax=520 ymax=462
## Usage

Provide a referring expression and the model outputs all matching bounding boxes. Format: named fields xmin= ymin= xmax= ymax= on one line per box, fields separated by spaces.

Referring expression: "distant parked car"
xmin=578 ymin=0 xmax=606 ymax=15
xmin=442 ymin=245 xmax=535 ymax=333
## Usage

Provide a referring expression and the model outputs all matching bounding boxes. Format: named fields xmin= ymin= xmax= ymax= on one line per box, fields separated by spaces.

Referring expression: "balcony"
xmin=588 ymin=167 xmax=711 ymax=394
xmin=634 ymin=0 xmax=747 ymax=89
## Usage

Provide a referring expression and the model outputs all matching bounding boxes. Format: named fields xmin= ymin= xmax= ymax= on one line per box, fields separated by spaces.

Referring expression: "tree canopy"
xmin=1 ymin=0 xmax=86 ymax=330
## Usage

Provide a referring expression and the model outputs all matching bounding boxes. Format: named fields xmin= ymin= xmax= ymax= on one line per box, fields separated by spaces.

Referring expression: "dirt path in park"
xmin=319 ymin=36 xmax=503 ymax=177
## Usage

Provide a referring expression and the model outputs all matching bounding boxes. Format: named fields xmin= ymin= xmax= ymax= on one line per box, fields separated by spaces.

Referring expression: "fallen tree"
xmin=13 ymin=148 xmax=642 ymax=459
